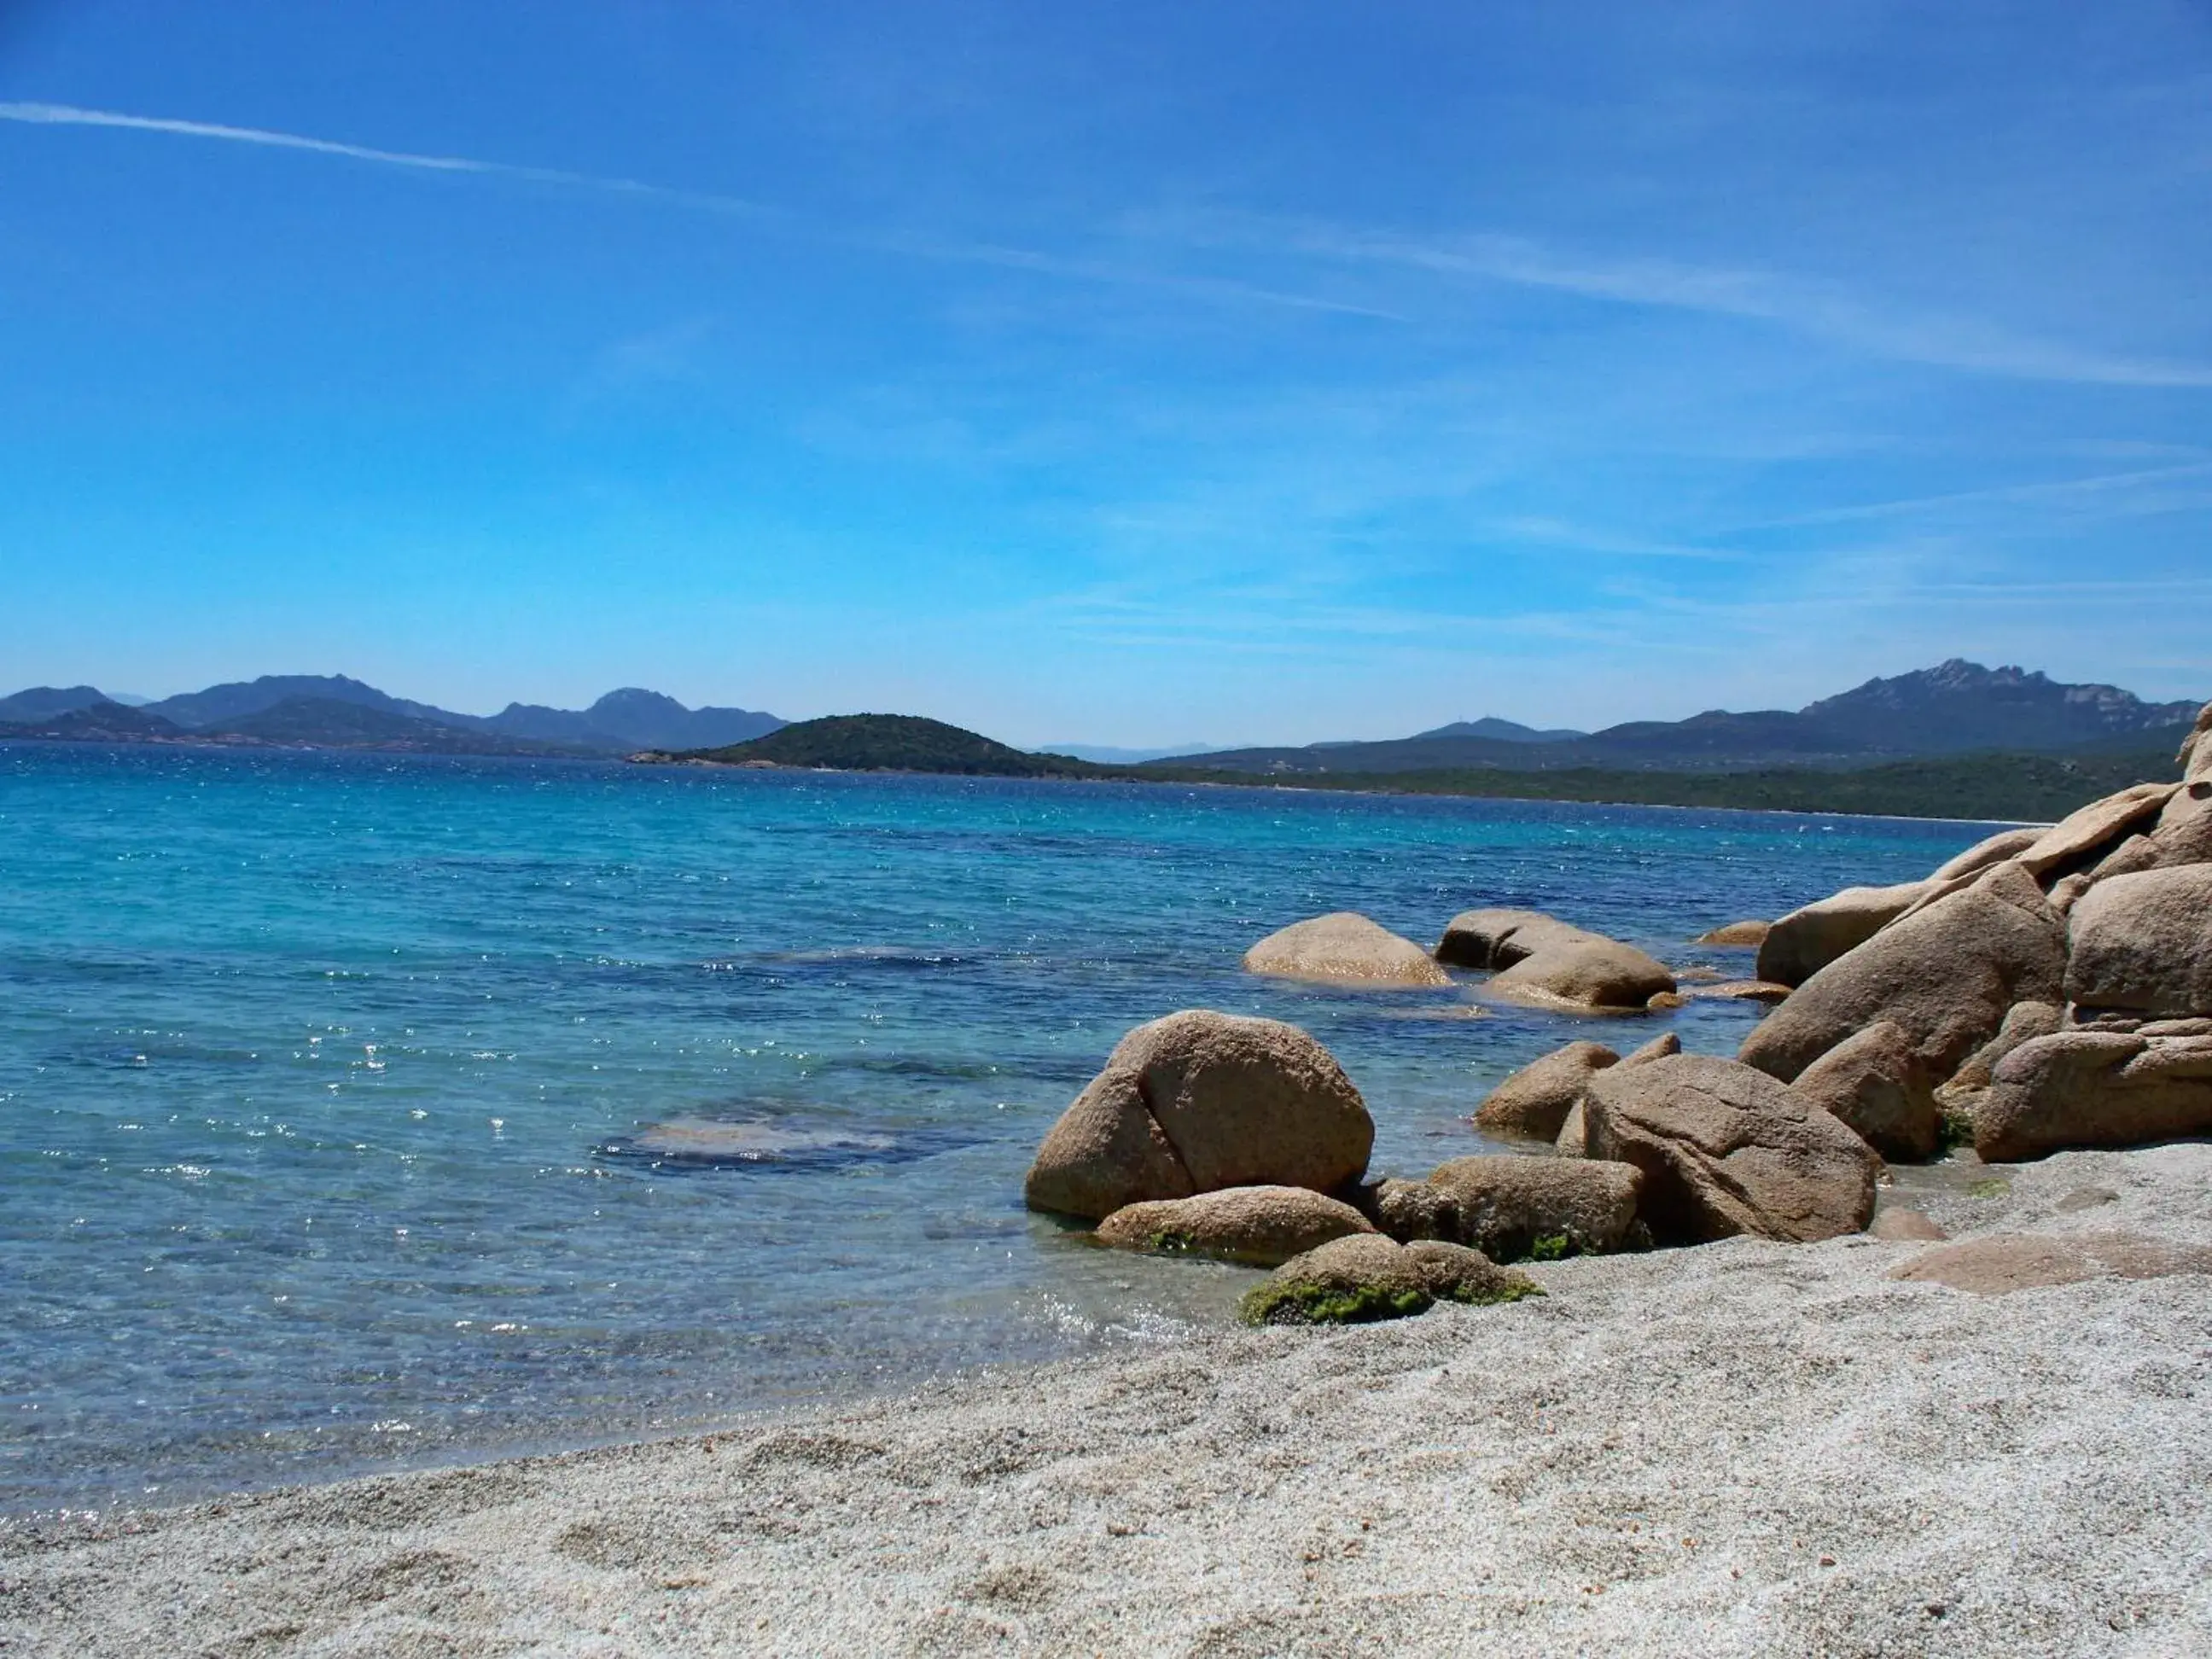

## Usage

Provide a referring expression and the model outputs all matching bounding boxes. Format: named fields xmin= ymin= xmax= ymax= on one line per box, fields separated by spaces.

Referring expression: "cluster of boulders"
xmin=1022 ymin=707 xmax=2212 ymax=1324
xmin=1244 ymin=905 xmax=1678 ymax=1012
xmin=1732 ymin=714 xmax=2212 ymax=1164
xmin=1022 ymin=1008 xmax=1555 ymax=1323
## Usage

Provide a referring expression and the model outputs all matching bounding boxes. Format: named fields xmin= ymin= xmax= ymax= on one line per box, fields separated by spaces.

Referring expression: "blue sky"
xmin=2 ymin=1 xmax=2208 ymax=744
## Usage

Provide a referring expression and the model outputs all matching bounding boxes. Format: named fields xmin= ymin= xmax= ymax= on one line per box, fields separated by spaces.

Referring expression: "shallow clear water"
xmin=0 ymin=743 xmax=1998 ymax=1510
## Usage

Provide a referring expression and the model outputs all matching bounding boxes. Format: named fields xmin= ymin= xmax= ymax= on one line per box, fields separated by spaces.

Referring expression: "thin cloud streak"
xmin=1732 ymin=461 xmax=2212 ymax=529
xmin=0 ymin=101 xmax=1387 ymax=321
xmin=1169 ymin=210 xmax=2212 ymax=389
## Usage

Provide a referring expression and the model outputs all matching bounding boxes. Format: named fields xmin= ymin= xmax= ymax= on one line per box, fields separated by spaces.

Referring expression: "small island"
xmin=632 ymin=713 xmax=1118 ymax=778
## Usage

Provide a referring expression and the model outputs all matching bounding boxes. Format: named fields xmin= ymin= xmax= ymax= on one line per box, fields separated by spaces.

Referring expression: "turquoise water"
xmin=0 ymin=744 xmax=1992 ymax=1510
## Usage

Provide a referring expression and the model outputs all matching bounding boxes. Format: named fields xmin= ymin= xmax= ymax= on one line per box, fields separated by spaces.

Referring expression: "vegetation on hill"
xmin=1136 ymin=744 xmax=2181 ymax=822
xmin=659 ymin=713 xmax=1118 ymax=777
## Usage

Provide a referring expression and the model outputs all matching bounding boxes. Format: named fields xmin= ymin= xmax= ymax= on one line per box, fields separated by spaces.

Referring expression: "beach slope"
xmin=6 ymin=1144 xmax=2209 ymax=1657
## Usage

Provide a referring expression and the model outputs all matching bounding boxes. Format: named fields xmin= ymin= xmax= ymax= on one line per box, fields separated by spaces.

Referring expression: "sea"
xmin=0 ymin=743 xmax=2001 ymax=1512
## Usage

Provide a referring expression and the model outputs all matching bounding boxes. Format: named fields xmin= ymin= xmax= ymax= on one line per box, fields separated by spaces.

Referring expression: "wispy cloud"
xmin=1159 ymin=211 xmax=2212 ymax=389
xmin=1732 ymin=460 xmax=2212 ymax=528
xmin=0 ymin=101 xmax=1388 ymax=321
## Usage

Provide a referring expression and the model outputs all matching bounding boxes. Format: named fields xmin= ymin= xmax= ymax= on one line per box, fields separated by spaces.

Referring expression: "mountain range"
xmin=1156 ymin=661 xmax=2200 ymax=776
xmin=0 ymin=660 xmax=2198 ymax=773
xmin=0 ymin=677 xmax=784 ymax=754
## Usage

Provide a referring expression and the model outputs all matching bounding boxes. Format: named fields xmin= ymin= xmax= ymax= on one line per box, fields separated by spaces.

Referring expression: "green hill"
xmin=649 ymin=713 xmax=1117 ymax=777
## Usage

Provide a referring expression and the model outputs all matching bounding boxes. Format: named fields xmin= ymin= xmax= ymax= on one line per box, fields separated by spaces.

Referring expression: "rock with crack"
xmin=1976 ymin=1030 xmax=2212 ymax=1162
xmin=1238 ymin=1233 xmax=1541 ymax=1325
xmin=1583 ymin=1053 xmax=1878 ymax=1244
xmin=1023 ymin=1010 xmax=1373 ymax=1220
xmin=1737 ymin=861 xmax=2065 ymax=1086
xmin=1243 ymin=911 xmax=1451 ymax=987
xmin=1094 ymin=1185 xmax=1377 ymax=1266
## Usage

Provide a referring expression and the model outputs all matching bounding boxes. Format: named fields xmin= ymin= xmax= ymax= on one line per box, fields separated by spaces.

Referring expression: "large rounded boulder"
xmin=1024 ymin=1010 xmax=1374 ymax=1220
xmin=1737 ymin=861 xmax=2065 ymax=1085
xmin=2064 ymin=865 xmax=2212 ymax=1021
xmin=1094 ymin=1185 xmax=1376 ymax=1266
xmin=1243 ymin=911 xmax=1451 ymax=987
xmin=1583 ymin=1053 xmax=1878 ymax=1244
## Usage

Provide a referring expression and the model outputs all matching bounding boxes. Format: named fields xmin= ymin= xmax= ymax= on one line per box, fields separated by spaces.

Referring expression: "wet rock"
xmin=1737 ymin=862 xmax=2065 ymax=1086
xmin=1095 ymin=1185 xmax=1376 ymax=1267
xmin=1243 ymin=911 xmax=1452 ymax=987
xmin=1490 ymin=936 xmax=1677 ymax=1013
xmin=1434 ymin=908 xmax=1591 ymax=969
xmin=1583 ymin=1053 xmax=1878 ymax=1243
xmin=1756 ymin=882 xmax=1928 ymax=988
xmin=1789 ymin=1020 xmax=1939 ymax=1161
xmin=1893 ymin=1231 xmax=2212 ymax=1295
xmin=1438 ymin=906 xmax=1676 ymax=1012
xmin=1024 ymin=1010 xmax=1373 ymax=1220
xmin=1687 ymin=980 xmax=1792 ymax=1004
xmin=1472 ymin=1039 xmax=1618 ymax=1140
xmin=2064 ymin=865 xmax=2212 ymax=1020
xmin=1239 ymin=1234 xmax=1540 ymax=1325
xmin=1976 ymin=1031 xmax=2212 ymax=1162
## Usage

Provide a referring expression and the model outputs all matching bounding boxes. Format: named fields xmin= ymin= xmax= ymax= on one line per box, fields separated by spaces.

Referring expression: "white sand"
xmin=6 ymin=1143 xmax=2210 ymax=1657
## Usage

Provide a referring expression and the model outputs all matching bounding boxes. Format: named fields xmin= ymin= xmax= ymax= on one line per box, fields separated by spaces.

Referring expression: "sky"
xmin=2 ymin=1 xmax=2209 ymax=746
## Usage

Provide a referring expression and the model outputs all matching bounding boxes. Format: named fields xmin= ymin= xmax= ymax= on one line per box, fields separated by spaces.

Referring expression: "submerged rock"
xmin=1094 ymin=1185 xmax=1376 ymax=1267
xmin=1583 ymin=1053 xmax=1878 ymax=1244
xmin=1243 ymin=911 xmax=1452 ymax=987
xmin=1738 ymin=862 xmax=2065 ymax=1086
xmin=1024 ymin=1010 xmax=1373 ymax=1221
xmin=1490 ymin=938 xmax=1675 ymax=1012
xmin=1472 ymin=1039 xmax=1619 ymax=1140
xmin=1434 ymin=908 xmax=1587 ymax=969
xmin=1239 ymin=1234 xmax=1540 ymax=1325
xmin=1438 ymin=906 xmax=1677 ymax=1013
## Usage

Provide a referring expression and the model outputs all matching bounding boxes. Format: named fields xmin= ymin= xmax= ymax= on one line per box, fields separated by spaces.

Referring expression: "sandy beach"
xmin=5 ymin=1140 xmax=2207 ymax=1657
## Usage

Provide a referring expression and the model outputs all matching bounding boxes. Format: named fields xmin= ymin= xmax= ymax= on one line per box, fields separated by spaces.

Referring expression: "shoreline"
xmin=11 ymin=1140 xmax=2209 ymax=1656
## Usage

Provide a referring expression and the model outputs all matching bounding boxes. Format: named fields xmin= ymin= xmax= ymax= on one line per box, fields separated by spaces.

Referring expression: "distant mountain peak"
xmin=1413 ymin=716 xmax=1590 ymax=743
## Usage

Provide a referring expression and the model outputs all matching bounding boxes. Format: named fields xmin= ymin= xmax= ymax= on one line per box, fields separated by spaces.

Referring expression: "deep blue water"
xmin=0 ymin=743 xmax=1998 ymax=1510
